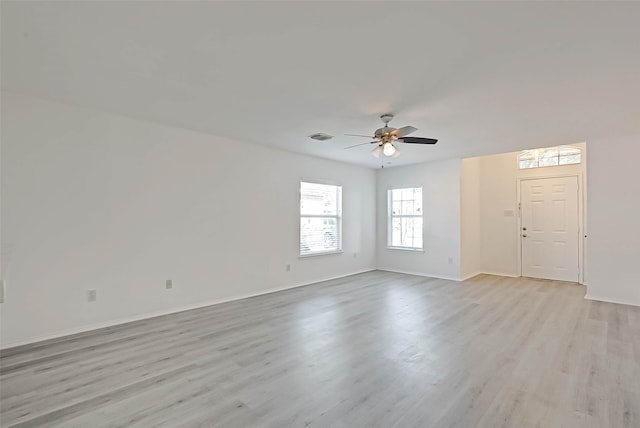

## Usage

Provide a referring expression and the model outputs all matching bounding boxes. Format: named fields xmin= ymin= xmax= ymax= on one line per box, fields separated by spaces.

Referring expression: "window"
xmin=388 ymin=187 xmax=423 ymax=250
xmin=300 ymin=181 xmax=342 ymax=256
xmin=519 ymin=146 xmax=581 ymax=169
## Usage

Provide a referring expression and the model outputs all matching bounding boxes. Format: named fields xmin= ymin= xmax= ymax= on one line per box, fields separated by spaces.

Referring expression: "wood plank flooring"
xmin=1 ymin=271 xmax=639 ymax=427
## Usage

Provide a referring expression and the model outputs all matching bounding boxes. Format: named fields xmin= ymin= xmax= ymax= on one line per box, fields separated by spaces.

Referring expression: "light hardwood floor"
xmin=1 ymin=271 xmax=639 ymax=427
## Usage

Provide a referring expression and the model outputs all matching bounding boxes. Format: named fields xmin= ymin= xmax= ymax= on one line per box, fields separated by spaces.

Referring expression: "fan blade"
xmin=392 ymin=126 xmax=418 ymax=138
xmin=399 ymin=137 xmax=438 ymax=144
xmin=344 ymin=141 xmax=376 ymax=149
xmin=345 ymin=133 xmax=374 ymax=138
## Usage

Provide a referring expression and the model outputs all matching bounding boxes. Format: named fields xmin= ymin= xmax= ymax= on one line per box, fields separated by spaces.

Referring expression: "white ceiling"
xmin=2 ymin=1 xmax=639 ymax=168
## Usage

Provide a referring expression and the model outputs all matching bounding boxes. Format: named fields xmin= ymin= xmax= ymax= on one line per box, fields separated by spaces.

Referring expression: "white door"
xmin=521 ymin=176 xmax=579 ymax=282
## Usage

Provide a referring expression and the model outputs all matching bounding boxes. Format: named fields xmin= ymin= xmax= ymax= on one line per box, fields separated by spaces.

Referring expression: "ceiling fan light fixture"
xmin=383 ymin=142 xmax=396 ymax=156
xmin=345 ymin=113 xmax=437 ymax=159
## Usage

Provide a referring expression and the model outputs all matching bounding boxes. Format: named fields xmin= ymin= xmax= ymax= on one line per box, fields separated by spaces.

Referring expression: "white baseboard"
xmin=478 ymin=271 xmax=519 ymax=278
xmin=460 ymin=272 xmax=483 ymax=281
xmin=584 ymin=294 xmax=640 ymax=308
xmin=1 ymin=268 xmax=375 ymax=350
xmin=377 ymin=268 xmax=463 ymax=282
xmin=378 ymin=269 xmax=521 ymax=282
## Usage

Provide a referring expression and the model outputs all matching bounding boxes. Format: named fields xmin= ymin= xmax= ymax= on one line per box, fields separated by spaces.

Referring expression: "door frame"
xmin=516 ymin=173 xmax=585 ymax=284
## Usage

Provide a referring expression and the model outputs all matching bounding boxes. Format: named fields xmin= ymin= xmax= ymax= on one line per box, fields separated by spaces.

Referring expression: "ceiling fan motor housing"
xmin=375 ymin=114 xmax=397 ymax=141
xmin=375 ymin=126 xmax=397 ymax=141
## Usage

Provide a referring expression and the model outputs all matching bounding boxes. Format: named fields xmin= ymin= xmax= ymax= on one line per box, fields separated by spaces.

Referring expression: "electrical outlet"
xmin=87 ymin=289 xmax=97 ymax=302
xmin=353 ymin=252 xmax=357 ymax=259
xmin=0 ymin=279 xmax=5 ymax=303
xmin=166 ymin=279 xmax=173 ymax=289
xmin=448 ymin=257 xmax=453 ymax=265
xmin=286 ymin=264 xmax=291 ymax=272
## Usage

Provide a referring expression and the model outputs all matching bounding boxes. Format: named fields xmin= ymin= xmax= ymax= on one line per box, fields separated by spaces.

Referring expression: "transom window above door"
xmin=518 ymin=146 xmax=581 ymax=169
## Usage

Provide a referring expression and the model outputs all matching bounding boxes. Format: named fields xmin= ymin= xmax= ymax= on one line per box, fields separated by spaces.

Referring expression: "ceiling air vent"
xmin=309 ymin=133 xmax=334 ymax=141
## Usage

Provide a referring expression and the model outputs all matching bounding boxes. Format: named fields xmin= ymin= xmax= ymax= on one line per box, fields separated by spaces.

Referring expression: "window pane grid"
xmin=388 ymin=187 xmax=423 ymax=250
xmin=519 ymin=146 xmax=581 ymax=169
xmin=300 ymin=182 xmax=342 ymax=256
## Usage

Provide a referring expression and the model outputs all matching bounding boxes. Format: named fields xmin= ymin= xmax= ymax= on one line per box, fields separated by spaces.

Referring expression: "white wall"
xmin=0 ymin=92 xmax=377 ymax=348
xmin=475 ymin=144 xmax=587 ymax=277
xmin=461 ymin=157 xmax=482 ymax=279
xmin=376 ymin=159 xmax=462 ymax=280
xmin=586 ymin=134 xmax=640 ymax=306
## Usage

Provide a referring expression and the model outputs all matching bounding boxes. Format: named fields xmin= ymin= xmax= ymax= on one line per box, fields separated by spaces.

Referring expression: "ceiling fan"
xmin=344 ymin=114 xmax=438 ymax=158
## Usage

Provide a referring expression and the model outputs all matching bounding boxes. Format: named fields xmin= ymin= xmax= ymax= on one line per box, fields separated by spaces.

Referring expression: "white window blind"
xmin=300 ymin=182 xmax=342 ymax=256
xmin=388 ymin=187 xmax=423 ymax=250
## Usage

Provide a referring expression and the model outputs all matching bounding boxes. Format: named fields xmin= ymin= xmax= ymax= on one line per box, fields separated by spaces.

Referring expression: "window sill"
xmin=299 ymin=250 xmax=344 ymax=258
xmin=386 ymin=246 xmax=424 ymax=252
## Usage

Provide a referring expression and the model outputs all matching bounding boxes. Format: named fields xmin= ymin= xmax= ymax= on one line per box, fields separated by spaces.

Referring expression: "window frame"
xmin=299 ymin=180 xmax=343 ymax=257
xmin=387 ymin=186 xmax=424 ymax=251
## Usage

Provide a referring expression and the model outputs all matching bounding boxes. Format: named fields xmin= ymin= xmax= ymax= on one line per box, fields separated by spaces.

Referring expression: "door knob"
xmin=522 ymin=234 xmax=528 ymax=237
xmin=522 ymin=227 xmax=527 ymax=231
